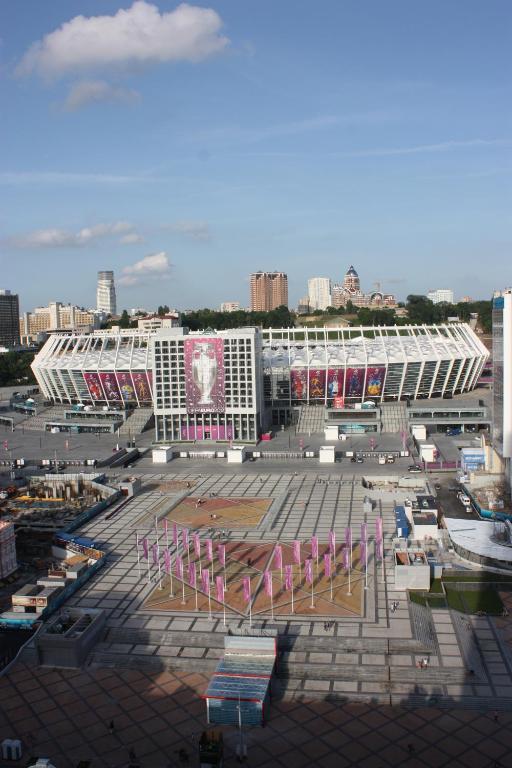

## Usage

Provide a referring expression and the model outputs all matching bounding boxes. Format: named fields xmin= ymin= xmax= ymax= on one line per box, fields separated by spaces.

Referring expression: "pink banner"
xmin=292 ymin=540 xmax=301 ymax=564
xmin=345 ymin=527 xmax=352 ymax=550
xmin=273 ymin=544 xmax=283 ymax=570
xmin=215 ymin=575 xmax=224 ymax=603
xmin=361 ymin=522 xmax=367 ymax=541
xmin=201 ymin=568 xmax=210 ymax=594
xmin=188 ymin=562 xmax=196 ymax=588
xmin=172 ymin=522 xmax=178 ymax=547
xmin=116 ymin=371 xmax=137 ymax=403
xmin=206 ymin=539 xmax=213 ymax=562
xmin=182 ymin=527 xmax=189 ymax=550
xmin=218 ymin=544 xmax=226 ymax=567
xmin=328 ymin=530 xmax=336 ymax=555
xmin=164 ymin=549 xmax=171 ymax=574
xmin=365 ymin=366 xmax=386 ymax=398
xmin=327 ymin=368 xmax=345 ymax=398
xmin=151 ymin=543 xmax=158 ymax=565
xmin=83 ymin=372 xmax=103 ymax=402
xmin=309 ymin=369 xmax=326 ymax=399
xmin=284 ymin=564 xmax=293 ymax=591
xmin=311 ymin=536 xmax=319 ymax=559
xmin=376 ymin=518 xmax=383 ymax=540
xmin=242 ymin=576 xmax=251 ymax=603
xmin=376 ymin=539 xmax=383 ymax=561
xmin=99 ymin=372 xmax=121 ymax=402
xmin=132 ymin=372 xmax=152 ymax=402
xmin=184 ymin=337 xmax=225 ymax=414
xmin=324 ymin=553 xmax=331 ymax=578
xmin=193 ymin=533 xmax=201 ymax=558
xmin=342 ymin=546 xmax=350 ymax=570
xmin=304 ymin=558 xmax=313 ymax=584
xmin=264 ymin=570 xmax=273 ymax=598
xmin=142 ymin=537 xmax=149 ymax=560
xmin=175 ymin=555 xmax=183 ymax=579
xmin=346 ymin=367 xmax=364 ymax=398
xmin=290 ymin=368 xmax=307 ymax=401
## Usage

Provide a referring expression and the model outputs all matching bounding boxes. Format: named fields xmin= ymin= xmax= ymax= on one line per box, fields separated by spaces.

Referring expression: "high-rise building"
xmin=19 ymin=303 xmax=101 ymax=343
xmin=96 ymin=271 xmax=117 ymax=315
xmin=0 ymin=290 xmax=20 ymax=349
xmin=343 ymin=266 xmax=360 ymax=293
xmin=492 ymin=289 xmax=512 ymax=487
xmin=427 ymin=289 xmax=454 ymax=305
xmin=308 ymin=277 xmax=331 ymax=311
xmin=250 ymin=272 xmax=288 ymax=311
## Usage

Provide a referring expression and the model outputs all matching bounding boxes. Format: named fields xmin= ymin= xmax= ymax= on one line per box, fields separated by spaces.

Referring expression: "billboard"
xmin=345 ymin=368 xmax=364 ymax=398
xmin=132 ymin=372 xmax=152 ymax=403
xmin=83 ymin=372 xmax=103 ymax=401
xmin=308 ymin=369 xmax=326 ymax=399
xmin=327 ymin=368 xmax=344 ymax=399
xmin=290 ymin=368 xmax=307 ymax=400
xmin=365 ymin=367 xmax=386 ymax=398
xmin=184 ymin=338 xmax=225 ymax=414
xmin=116 ymin=372 xmax=137 ymax=403
xmin=99 ymin=372 xmax=121 ymax=403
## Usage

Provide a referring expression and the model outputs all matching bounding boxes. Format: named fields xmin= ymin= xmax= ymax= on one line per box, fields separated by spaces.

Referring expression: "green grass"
xmin=445 ymin=588 xmax=466 ymax=612
xmin=426 ymin=596 xmax=447 ymax=609
xmin=443 ymin=572 xmax=512 ymax=584
xmin=430 ymin=579 xmax=444 ymax=594
xmin=445 ymin=586 xmax=504 ymax=615
xmin=409 ymin=592 xmax=427 ymax=606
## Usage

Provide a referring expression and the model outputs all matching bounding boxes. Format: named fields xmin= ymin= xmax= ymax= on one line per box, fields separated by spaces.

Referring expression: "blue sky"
xmin=0 ymin=0 xmax=510 ymax=313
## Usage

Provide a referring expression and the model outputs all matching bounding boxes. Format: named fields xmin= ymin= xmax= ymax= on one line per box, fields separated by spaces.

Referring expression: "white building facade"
xmin=427 ymin=289 xmax=454 ymax=305
xmin=307 ymin=277 xmax=332 ymax=311
xmin=96 ymin=271 xmax=117 ymax=316
xmin=493 ymin=290 xmax=512 ymax=487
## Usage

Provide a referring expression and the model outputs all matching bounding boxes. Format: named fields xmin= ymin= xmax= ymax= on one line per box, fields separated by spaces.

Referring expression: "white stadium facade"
xmin=32 ymin=323 xmax=488 ymax=442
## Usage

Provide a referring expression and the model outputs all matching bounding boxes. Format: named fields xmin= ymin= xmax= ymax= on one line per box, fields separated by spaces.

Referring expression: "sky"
xmin=0 ymin=0 xmax=510 ymax=313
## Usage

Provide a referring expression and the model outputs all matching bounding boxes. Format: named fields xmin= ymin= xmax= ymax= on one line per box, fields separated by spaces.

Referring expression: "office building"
xmin=492 ymin=290 xmax=512 ymax=487
xmin=96 ymin=271 xmax=117 ymax=316
xmin=20 ymin=303 xmax=102 ymax=344
xmin=308 ymin=278 xmax=331 ymax=311
xmin=427 ymin=289 xmax=454 ymax=305
xmin=220 ymin=302 xmax=241 ymax=313
xmin=137 ymin=313 xmax=180 ymax=332
xmin=0 ymin=290 xmax=20 ymax=349
xmin=250 ymin=272 xmax=288 ymax=311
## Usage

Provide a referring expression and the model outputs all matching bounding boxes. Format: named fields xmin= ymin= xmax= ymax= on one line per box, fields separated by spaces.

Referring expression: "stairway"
xmin=379 ymin=402 xmax=408 ymax=434
xmin=118 ymin=407 xmax=154 ymax=435
xmin=296 ymin=405 xmax=325 ymax=434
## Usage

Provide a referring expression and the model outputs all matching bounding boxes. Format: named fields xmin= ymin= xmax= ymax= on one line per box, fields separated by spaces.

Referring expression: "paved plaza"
xmin=3 ymin=468 xmax=512 ymax=765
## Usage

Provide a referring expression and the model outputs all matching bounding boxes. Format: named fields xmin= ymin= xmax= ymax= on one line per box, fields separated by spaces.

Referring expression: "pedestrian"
xmin=109 ymin=720 xmax=115 ymax=734
xmin=493 ymin=710 xmax=499 ymax=723
xmin=128 ymin=747 xmax=137 ymax=762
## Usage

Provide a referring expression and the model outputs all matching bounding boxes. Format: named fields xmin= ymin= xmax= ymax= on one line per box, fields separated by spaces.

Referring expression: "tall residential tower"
xmin=96 ymin=271 xmax=117 ymax=316
xmin=250 ymin=272 xmax=288 ymax=311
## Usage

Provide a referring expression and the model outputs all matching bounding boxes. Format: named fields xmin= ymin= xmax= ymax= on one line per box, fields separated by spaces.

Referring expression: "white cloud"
xmin=64 ymin=80 xmax=140 ymax=110
xmin=120 ymin=232 xmax=144 ymax=245
xmin=165 ymin=220 xmax=211 ymax=241
xmin=17 ymin=1 xmax=229 ymax=78
xmin=10 ymin=221 xmax=138 ymax=248
xmin=119 ymin=251 xmax=170 ymax=286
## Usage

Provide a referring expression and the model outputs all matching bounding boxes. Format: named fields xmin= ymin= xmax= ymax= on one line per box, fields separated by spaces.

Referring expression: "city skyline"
xmin=1 ymin=1 xmax=510 ymax=311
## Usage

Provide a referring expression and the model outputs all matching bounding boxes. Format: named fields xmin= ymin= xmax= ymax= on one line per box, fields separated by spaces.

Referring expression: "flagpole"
xmin=311 ymin=572 xmax=314 ymax=609
xmin=169 ymin=550 xmax=174 ymax=597
xmin=291 ymin=576 xmax=294 ymax=614
xmin=136 ymin=533 xmax=141 ymax=580
xmin=208 ymin=583 xmax=212 ymax=621
xmin=364 ymin=539 xmax=368 ymax=590
xmin=156 ymin=542 xmax=163 ymax=590
xmin=146 ymin=546 xmax=151 ymax=584
xmin=348 ymin=544 xmax=352 ymax=597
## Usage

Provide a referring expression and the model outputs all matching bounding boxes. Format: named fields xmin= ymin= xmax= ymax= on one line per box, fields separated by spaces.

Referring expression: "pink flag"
xmin=163 ymin=519 xmax=169 ymax=536
xmin=218 ymin=544 xmax=226 ymax=567
xmin=375 ymin=517 xmax=383 ymax=541
xmin=188 ymin=562 xmax=196 ymax=588
xmin=172 ymin=522 xmax=178 ymax=547
xmin=264 ymin=570 xmax=273 ymax=598
xmin=328 ymin=530 xmax=336 ymax=555
xmin=376 ymin=538 xmax=383 ymax=561
xmin=206 ymin=539 xmax=213 ymax=562
xmin=175 ymin=555 xmax=183 ymax=579
xmin=201 ymin=568 xmax=210 ymax=594
xmin=311 ymin=536 xmax=319 ymax=559
xmin=193 ymin=533 xmax=201 ymax=558
xmin=324 ymin=553 xmax=331 ymax=579
xmin=242 ymin=576 xmax=251 ymax=603
xmin=164 ymin=549 xmax=171 ymax=574
xmin=342 ymin=546 xmax=350 ymax=570
xmin=345 ymin=527 xmax=352 ymax=551
xmin=361 ymin=522 xmax=367 ymax=542
xmin=215 ymin=575 xmax=224 ymax=603
xmin=360 ymin=540 xmax=367 ymax=565
xmin=151 ymin=542 xmax=158 ymax=565
xmin=284 ymin=564 xmax=293 ymax=591
xmin=304 ymin=558 xmax=313 ymax=585
xmin=142 ymin=537 xmax=149 ymax=560
xmin=273 ymin=544 xmax=283 ymax=570
xmin=292 ymin=540 xmax=301 ymax=564
xmin=182 ymin=527 xmax=189 ymax=550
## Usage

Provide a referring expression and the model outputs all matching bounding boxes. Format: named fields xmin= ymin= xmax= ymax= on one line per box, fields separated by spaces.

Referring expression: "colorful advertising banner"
xmin=365 ymin=367 xmax=386 ymax=398
xmin=116 ymin=372 xmax=137 ymax=403
xmin=327 ymin=368 xmax=344 ymax=398
xmin=132 ymin=372 xmax=152 ymax=403
xmin=333 ymin=395 xmax=345 ymax=409
xmin=345 ymin=367 xmax=364 ymax=398
xmin=184 ymin=337 xmax=225 ymax=414
xmin=290 ymin=368 xmax=307 ymax=401
xmin=83 ymin=372 xmax=103 ymax=401
xmin=308 ymin=369 xmax=326 ymax=399
xmin=99 ymin=372 xmax=122 ymax=402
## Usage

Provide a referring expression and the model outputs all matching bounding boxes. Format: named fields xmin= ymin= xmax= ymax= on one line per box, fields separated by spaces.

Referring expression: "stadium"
xmin=31 ymin=323 xmax=488 ymax=441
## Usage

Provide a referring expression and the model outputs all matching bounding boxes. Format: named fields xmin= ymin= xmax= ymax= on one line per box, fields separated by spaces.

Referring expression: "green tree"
xmin=119 ymin=309 xmax=131 ymax=329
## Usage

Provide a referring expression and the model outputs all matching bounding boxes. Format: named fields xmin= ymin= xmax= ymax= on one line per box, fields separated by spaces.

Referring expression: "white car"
xmin=458 ymin=492 xmax=471 ymax=507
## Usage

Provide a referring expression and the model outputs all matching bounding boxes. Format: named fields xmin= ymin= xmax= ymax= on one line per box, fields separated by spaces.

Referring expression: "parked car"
xmin=356 ymin=456 xmax=364 ymax=463
xmin=458 ymin=492 xmax=471 ymax=507
xmin=386 ymin=456 xmax=395 ymax=464
xmin=408 ymin=464 xmax=422 ymax=473
xmin=447 ymin=428 xmax=462 ymax=436
xmin=350 ymin=456 xmax=357 ymax=463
